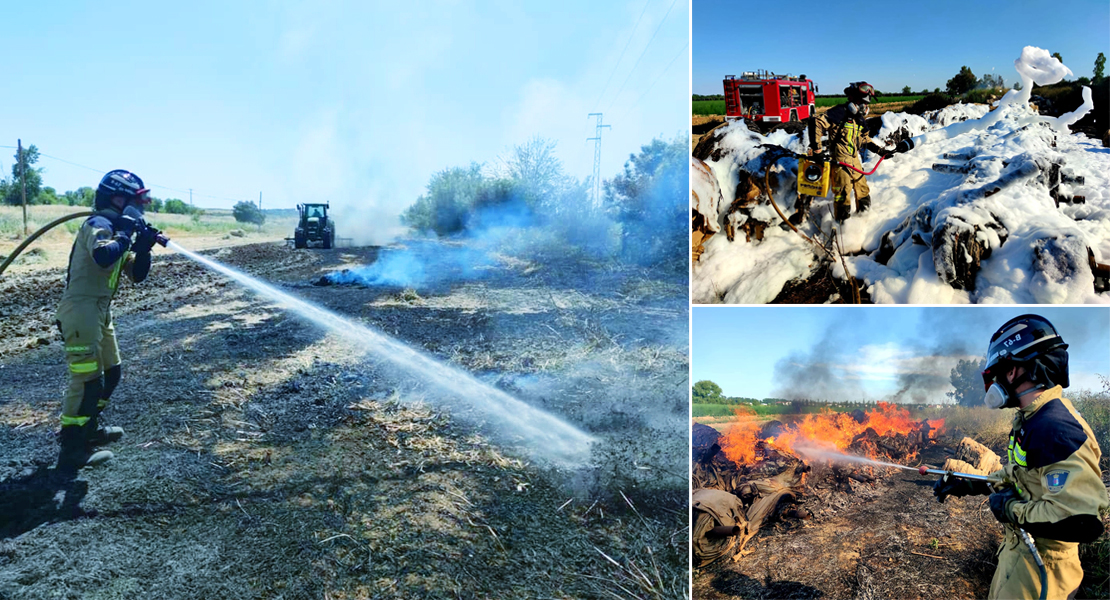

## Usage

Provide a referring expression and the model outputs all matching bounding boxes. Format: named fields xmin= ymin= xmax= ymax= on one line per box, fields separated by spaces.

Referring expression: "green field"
xmin=692 ymin=96 xmax=927 ymax=116
xmin=692 ymin=403 xmax=856 ymax=418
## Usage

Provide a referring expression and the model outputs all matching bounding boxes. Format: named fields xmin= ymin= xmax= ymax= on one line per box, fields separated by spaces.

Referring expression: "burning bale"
xmin=692 ymin=404 xmax=946 ymax=567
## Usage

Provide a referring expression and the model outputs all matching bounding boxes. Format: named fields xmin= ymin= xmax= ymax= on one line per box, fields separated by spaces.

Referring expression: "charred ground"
xmin=0 ymin=241 xmax=688 ymax=599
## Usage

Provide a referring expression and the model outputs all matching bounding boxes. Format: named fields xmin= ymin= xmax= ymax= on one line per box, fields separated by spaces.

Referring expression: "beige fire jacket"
xmin=992 ymin=386 xmax=1108 ymax=549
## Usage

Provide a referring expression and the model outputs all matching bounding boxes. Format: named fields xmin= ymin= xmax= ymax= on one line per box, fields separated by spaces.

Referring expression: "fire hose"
xmin=0 ymin=210 xmax=169 ymax=277
xmin=835 ymin=154 xmax=885 ymax=176
xmin=762 ymin=152 xmax=862 ymax=304
xmin=918 ymin=466 xmax=1048 ymax=600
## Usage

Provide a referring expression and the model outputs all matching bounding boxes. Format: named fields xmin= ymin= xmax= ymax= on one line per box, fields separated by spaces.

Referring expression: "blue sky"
xmin=693 ymin=0 xmax=1110 ymax=95
xmin=1 ymin=1 xmax=688 ymax=236
xmin=692 ymin=307 xmax=1110 ymax=403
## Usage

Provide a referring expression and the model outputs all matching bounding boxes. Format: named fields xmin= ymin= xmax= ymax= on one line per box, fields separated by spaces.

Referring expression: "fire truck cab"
xmin=724 ymin=71 xmax=817 ymax=127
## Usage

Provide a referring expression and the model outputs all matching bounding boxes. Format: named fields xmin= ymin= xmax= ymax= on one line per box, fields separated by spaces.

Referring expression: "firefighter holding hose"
xmin=933 ymin=315 xmax=1109 ymax=600
xmin=811 ymin=82 xmax=911 ymax=222
xmin=54 ymin=170 xmax=161 ymax=473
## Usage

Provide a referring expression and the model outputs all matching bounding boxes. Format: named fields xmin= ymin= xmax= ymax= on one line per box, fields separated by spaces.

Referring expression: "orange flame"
xmin=718 ymin=402 xmax=946 ymax=464
xmin=719 ymin=407 xmax=762 ymax=464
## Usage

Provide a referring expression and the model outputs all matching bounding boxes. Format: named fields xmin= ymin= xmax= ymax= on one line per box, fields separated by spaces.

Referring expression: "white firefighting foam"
xmin=692 ymin=46 xmax=1108 ymax=304
xmin=168 ymin=241 xmax=596 ymax=466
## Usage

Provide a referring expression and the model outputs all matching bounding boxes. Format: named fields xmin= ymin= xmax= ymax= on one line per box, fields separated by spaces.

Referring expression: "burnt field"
xmin=691 ymin=407 xmax=1110 ymax=599
xmin=0 ymin=241 xmax=688 ymax=599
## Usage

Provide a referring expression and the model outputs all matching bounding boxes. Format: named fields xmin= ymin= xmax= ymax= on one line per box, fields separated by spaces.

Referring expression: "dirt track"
xmin=0 ymin=240 xmax=689 ymax=599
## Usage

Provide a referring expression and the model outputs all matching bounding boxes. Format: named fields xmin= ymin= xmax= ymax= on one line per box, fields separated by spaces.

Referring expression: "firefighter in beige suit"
xmin=934 ymin=314 xmax=1109 ymax=599
xmin=55 ymin=169 xmax=158 ymax=473
xmin=811 ymin=82 xmax=910 ymax=222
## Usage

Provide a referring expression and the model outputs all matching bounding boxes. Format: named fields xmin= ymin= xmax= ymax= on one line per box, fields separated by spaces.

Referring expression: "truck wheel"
xmin=322 ymin=230 xmax=333 ymax=249
xmin=789 ymin=109 xmax=799 ymax=123
xmin=294 ymin=231 xmax=306 ymax=249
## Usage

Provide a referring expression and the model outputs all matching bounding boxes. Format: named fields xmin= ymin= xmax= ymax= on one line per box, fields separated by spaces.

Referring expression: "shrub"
xmin=906 ymin=93 xmax=956 ymax=115
xmin=232 ymin=201 xmax=265 ymax=225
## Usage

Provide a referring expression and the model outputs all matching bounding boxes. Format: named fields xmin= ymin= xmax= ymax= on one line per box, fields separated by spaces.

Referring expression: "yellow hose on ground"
xmin=0 ymin=211 xmax=94 ymax=276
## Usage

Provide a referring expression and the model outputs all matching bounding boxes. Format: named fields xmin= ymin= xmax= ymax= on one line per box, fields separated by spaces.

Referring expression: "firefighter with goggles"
xmin=810 ymin=82 xmax=912 ymax=222
xmin=54 ymin=169 xmax=161 ymax=474
xmin=932 ymin=314 xmax=1108 ymax=599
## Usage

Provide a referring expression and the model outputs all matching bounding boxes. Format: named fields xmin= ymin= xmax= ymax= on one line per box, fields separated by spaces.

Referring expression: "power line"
xmin=30 ymin=150 xmax=251 ymax=204
xmin=591 ymin=0 xmax=652 ymax=111
xmin=605 ymin=0 xmax=680 ymax=113
xmin=628 ymin=41 xmax=689 ymax=111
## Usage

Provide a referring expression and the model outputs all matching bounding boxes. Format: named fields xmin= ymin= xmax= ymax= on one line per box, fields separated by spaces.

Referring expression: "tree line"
xmin=1 ymin=144 xmax=202 ymax=215
xmin=693 ymin=52 xmax=1107 ymax=102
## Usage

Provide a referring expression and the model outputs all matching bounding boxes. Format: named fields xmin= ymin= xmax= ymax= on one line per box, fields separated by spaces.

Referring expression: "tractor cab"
xmin=294 ymin=202 xmax=336 ymax=249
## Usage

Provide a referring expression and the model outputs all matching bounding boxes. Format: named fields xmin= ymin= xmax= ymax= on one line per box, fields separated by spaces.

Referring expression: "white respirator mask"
xmin=983 ymin=382 xmax=1010 ymax=409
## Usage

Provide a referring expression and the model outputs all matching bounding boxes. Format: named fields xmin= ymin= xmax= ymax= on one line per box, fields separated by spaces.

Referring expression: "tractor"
xmin=723 ymin=71 xmax=818 ymax=133
xmin=294 ymin=203 xmax=336 ymax=249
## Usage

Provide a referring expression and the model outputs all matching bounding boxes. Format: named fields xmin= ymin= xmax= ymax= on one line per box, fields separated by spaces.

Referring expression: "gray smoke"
xmin=770 ymin=308 xmax=1103 ymax=405
xmin=772 ymin=316 xmax=868 ymax=402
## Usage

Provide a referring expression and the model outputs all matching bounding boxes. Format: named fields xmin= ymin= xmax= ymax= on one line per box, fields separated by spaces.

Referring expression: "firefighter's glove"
xmin=134 ymin=225 xmax=159 ymax=254
xmin=894 ymin=139 xmax=914 ymax=154
xmin=933 ymin=476 xmax=991 ymax=503
xmin=116 ymin=215 xmax=140 ymax=238
xmin=989 ymin=487 xmax=1022 ymax=525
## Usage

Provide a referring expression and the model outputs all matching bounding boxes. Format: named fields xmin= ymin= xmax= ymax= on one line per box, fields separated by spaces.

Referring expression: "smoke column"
xmin=167 ymin=241 xmax=596 ymax=466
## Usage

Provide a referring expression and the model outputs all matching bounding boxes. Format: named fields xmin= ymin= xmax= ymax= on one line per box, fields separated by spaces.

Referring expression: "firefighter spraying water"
xmin=3 ymin=170 xmax=595 ymax=473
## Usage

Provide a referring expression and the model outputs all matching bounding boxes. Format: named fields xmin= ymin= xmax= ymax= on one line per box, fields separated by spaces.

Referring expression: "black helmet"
xmin=95 ymin=169 xmax=150 ymax=211
xmin=844 ymin=82 xmax=876 ymax=104
xmin=982 ymin=314 xmax=1069 ymax=391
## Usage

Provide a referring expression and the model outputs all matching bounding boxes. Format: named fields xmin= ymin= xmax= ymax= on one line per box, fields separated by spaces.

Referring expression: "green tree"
xmin=605 ymin=136 xmax=686 ymax=268
xmin=401 ymin=163 xmax=487 ymax=236
xmin=63 ymin=186 xmax=95 ymax=207
xmin=232 ymin=200 xmax=266 ymax=225
xmin=163 ymin=198 xmax=192 ymax=214
xmin=1013 ymin=80 xmax=1023 ymax=90
xmin=692 ymin=380 xmax=723 ymax=404
xmin=1077 ymin=76 xmax=1091 ymax=86
xmin=1095 ymin=52 xmax=1106 ymax=82
xmin=3 ymin=144 xmax=43 ymax=205
xmin=901 ymin=85 xmax=912 ymax=95
xmin=147 ymin=196 xmax=163 ymax=212
xmin=947 ymin=358 xmax=987 ymax=408
xmin=38 ymin=186 xmax=60 ymax=205
xmin=1052 ymin=52 xmax=1063 ymax=64
xmin=946 ymin=66 xmax=977 ymax=96
xmin=505 ymin=136 xmax=569 ymax=209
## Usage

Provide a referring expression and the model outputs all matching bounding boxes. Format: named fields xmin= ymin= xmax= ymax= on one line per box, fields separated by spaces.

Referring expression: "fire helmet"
xmin=981 ymin=314 xmax=1069 ymax=408
xmin=844 ymin=82 xmax=876 ymax=104
xmin=95 ymin=169 xmax=151 ymax=211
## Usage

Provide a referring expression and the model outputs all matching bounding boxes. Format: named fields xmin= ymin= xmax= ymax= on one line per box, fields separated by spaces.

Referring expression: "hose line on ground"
xmin=762 ymin=156 xmax=860 ymax=304
xmin=0 ymin=211 xmax=93 ymax=276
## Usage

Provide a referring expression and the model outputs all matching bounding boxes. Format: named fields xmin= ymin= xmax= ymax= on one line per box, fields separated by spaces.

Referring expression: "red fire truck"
xmin=723 ymin=71 xmax=817 ymax=130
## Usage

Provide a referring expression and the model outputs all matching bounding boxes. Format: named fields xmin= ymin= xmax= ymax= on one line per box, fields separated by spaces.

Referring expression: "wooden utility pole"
xmin=258 ymin=191 xmax=262 ymax=232
xmin=18 ymin=139 xmax=26 ymax=236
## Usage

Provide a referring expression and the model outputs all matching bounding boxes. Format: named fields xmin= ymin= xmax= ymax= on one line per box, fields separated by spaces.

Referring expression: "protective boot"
xmin=857 ymin=195 xmax=872 ymax=213
xmin=90 ymin=364 xmax=124 ymax=446
xmin=56 ymin=425 xmax=113 ymax=474
xmin=87 ymin=410 xmax=124 ymax=447
xmin=834 ymin=201 xmax=851 ymax=223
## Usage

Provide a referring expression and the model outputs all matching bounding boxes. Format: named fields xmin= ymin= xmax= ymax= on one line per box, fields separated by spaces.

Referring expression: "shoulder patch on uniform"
xmin=1023 ymin=398 xmax=1087 ymax=468
xmin=1044 ymin=469 xmax=1069 ymax=493
xmin=85 ymin=215 xmax=114 ymax=231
